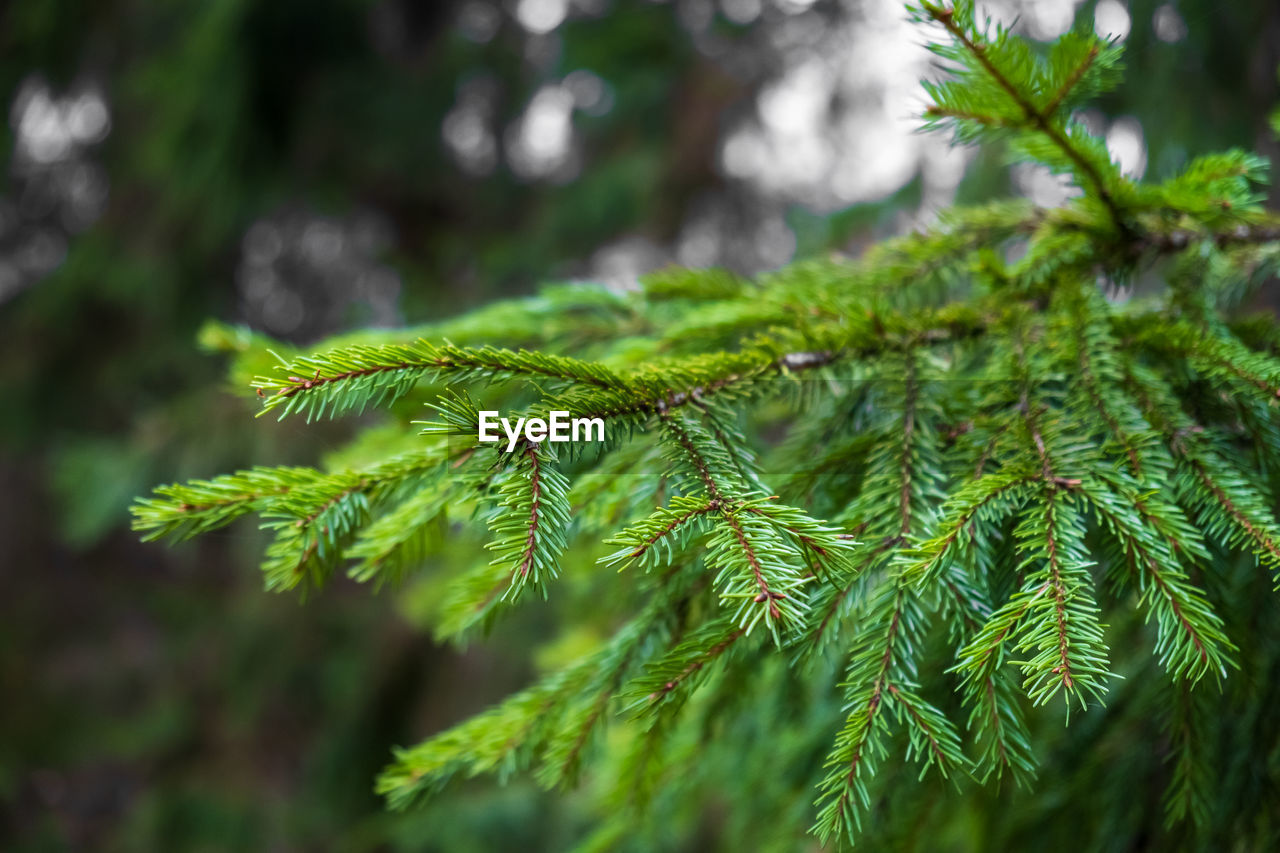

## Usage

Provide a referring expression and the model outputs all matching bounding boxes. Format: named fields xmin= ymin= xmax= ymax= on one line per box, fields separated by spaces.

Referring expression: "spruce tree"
xmin=134 ymin=2 xmax=1280 ymax=847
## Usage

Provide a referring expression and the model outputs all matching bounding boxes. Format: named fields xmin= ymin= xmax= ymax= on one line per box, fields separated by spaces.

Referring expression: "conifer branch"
xmin=814 ymin=585 xmax=905 ymax=842
xmin=1042 ymin=492 xmax=1074 ymax=690
xmin=814 ymin=580 xmax=963 ymax=843
xmin=346 ymin=475 xmax=453 ymax=583
xmin=135 ymin=6 xmax=1280 ymax=844
xmin=631 ymin=500 xmax=717 ymax=558
xmin=255 ymin=341 xmax=624 ymax=420
xmin=1185 ymin=458 xmax=1280 ymax=575
xmin=887 ymin=685 xmax=967 ymax=778
xmin=1142 ymin=219 xmax=1280 ymax=252
xmin=1042 ymin=44 xmax=1098 ymax=117
xmin=944 ymin=573 xmax=1037 ymax=786
xmin=1163 ymin=684 xmax=1212 ymax=829
xmin=923 ymin=105 xmax=1015 ymax=128
xmin=132 ymin=466 xmax=325 ymax=541
xmin=600 ymin=496 xmax=720 ymax=572
xmin=486 ymin=442 xmax=572 ymax=602
xmin=804 ymin=546 xmax=885 ymax=653
xmin=722 ymin=510 xmax=784 ymax=617
xmin=538 ymin=612 xmax=666 ymax=788
xmin=1085 ymin=483 xmax=1232 ymax=683
xmin=902 ymin=470 xmax=1037 ymax=585
xmin=1067 ymin=295 xmax=1148 ymax=477
xmin=659 ymin=413 xmax=728 ymax=500
xmin=921 ymin=2 xmax=1130 ymax=235
xmin=623 ymin=619 xmax=749 ymax=716
xmin=899 ymin=354 xmax=918 ymax=536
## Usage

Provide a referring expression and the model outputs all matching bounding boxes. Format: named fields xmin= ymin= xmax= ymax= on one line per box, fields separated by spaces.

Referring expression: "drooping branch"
xmin=922 ymin=2 xmax=1131 ymax=236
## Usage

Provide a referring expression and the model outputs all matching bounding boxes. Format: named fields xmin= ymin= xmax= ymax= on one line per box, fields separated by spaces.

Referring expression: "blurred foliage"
xmin=1 ymin=0 xmax=1278 ymax=850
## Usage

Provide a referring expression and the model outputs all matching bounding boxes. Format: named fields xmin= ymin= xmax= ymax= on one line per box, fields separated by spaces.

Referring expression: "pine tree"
xmin=134 ymin=3 xmax=1280 ymax=847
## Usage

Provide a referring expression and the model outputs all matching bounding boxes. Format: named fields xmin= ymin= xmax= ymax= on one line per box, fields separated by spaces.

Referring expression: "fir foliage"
xmin=135 ymin=2 xmax=1280 ymax=846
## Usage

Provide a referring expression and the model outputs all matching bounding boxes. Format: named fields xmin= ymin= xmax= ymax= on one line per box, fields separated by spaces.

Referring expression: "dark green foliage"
xmin=134 ymin=2 xmax=1280 ymax=847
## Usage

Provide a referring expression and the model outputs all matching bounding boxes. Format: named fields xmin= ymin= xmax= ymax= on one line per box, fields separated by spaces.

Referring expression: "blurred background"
xmin=1 ymin=0 xmax=1277 ymax=850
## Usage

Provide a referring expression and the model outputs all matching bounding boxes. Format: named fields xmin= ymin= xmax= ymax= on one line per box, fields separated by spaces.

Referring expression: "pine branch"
xmin=920 ymin=1 xmax=1131 ymax=235
xmin=259 ymin=476 xmax=372 ymax=590
xmin=134 ymin=5 xmax=1280 ymax=846
xmin=1126 ymin=365 xmax=1280 ymax=585
xmin=1182 ymin=455 xmax=1280 ymax=585
xmin=622 ymin=618 xmax=749 ymax=718
xmin=1065 ymin=291 xmax=1151 ymax=478
xmin=485 ymin=442 xmax=572 ymax=602
xmin=935 ymin=563 xmax=1037 ymax=786
xmin=1082 ymin=480 xmax=1234 ymax=684
xmin=255 ymin=341 xmax=625 ymax=421
xmin=1163 ymin=683 xmax=1213 ymax=829
xmin=956 ymin=489 xmax=1111 ymax=712
xmin=898 ymin=353 xmax=919 ymax=536
xmin=706 ymin=504 xmax=813 ymax=639
xmin=887 ymin=684 xmax=968 ymax=779
xmin=797 ymin=542 xmax=885 ymax=659
xmin=537 ymin=611 xmax=664 ymax=788
xmin=378 ymin=652 xmax=596 ymax=809
xmin=599 ymin=496 xmax=720 ymax=573
xmin=1042 ymin=43 xmax=1098 ymax=117
xmin=1141 ymin=220 xmax=1280 ymax=253
xmin=345 ymin=473 xmax=453 ymax=584
xmin=132 ymin=465 xmax=324 ymax=541
xmin=812 ymin=584 xmax=907 ymax=843
xmin=902 ymin=469 xmax=1037 ymax=585
xmin=738 ymin=500 xmax=859 ymax=579
xmin=814 ymin=581 xmax=964 ymax=844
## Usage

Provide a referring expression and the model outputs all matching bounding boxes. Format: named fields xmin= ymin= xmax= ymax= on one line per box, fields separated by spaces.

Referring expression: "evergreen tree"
xmin=134 ymin=3 xmax=1280 ymax=847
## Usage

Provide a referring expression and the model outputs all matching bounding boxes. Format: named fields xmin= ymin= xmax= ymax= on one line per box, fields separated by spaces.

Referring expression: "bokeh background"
xmin=1 ymin=0 xmax=1277 ymax=849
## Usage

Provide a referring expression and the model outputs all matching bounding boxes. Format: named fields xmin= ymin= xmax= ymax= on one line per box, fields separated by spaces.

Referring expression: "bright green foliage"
xmin=484 ymin=442 xmax=573 ymax=602
xmin=133 ymin=466 xmax=325 ymax=542
xmin=135 ymin=2 xmax=1280 ymax=847
xmin=253 ymin=341 xmax=626 ymax=422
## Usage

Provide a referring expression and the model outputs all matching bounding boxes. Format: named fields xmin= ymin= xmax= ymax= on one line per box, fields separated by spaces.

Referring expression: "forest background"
xmin=2 ymin=0 xmax=1278 ymax=849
